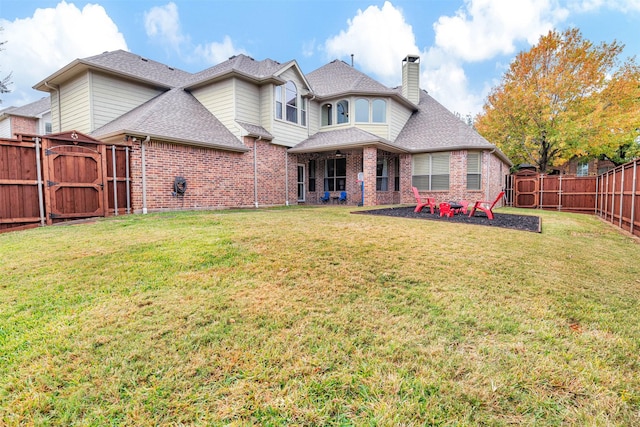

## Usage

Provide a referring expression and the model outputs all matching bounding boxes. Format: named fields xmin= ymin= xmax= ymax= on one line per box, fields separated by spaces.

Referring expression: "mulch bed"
xmin=353 ymin=206 xmax=541 ymax=233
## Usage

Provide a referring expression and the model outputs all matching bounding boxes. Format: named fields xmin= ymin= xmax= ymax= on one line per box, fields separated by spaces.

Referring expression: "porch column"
xmin=363 ymin=146 xmax=377 ymax=206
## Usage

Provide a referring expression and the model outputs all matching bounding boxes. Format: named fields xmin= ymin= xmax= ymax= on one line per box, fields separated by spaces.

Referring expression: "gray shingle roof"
xmin=91 ymin=88 xmax=248 ymax=152
xmin=34 ymin=50 xmax=193 ymax=91
xmin=235 ymin=120 xmax=273 ymax=140
xmin=6 ymin=97 xmax=50 ymax=117
xmin=82 ymin=50 xmax=192 ymax=88
xmin=305 ymin=60 xmax=398 ymax=98
xmin=188 ymin=54 xmax=294 ymax=87
xmin=288 ymin=127 xmax=404 ymax=153
xmin=395 ymin=90 xmax=511 ymax=165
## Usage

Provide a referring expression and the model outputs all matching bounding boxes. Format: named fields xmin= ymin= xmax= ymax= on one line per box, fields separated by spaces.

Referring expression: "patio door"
xmin=297 ymin=164 xmax=305 ymax=202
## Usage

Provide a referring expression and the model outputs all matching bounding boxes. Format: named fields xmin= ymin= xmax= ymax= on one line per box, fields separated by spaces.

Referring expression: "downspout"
xmin=486 ymin=147 xmax=497 ymax=201
xmin=44 ymin=81 xmax=61 ymax=131
xmin=285 ymin=150 xmax=289 ymax=206
xmin=140 ymin=135 xmax=150 ymax=214
xmin=254 ymin=138 xmax=258 ymax=208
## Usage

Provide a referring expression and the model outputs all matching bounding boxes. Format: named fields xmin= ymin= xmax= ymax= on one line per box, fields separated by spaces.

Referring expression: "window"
xmin=376 ymin=158 xmax=388 ymax=191
xmin=372 ymin=99 xmax=386 ymax=123
xmin=412 ymin=152 xmax=450 ymax=191
xmin=301 ymin=97 xmax=307 ymax=127
xmin=467 ymin=152 xmax=481 ymax=190
xmin=309 ymin=159 xmax=316 ymax=192
xmin=337 ymin=100 xmax=349 ymax=124
xmin=324 ymin=158 xmax=346 ymax=191
xmin=577 ymin=161 xmax=589 ymax=177
xmin=355 ymin=98 xmax=369 ymax=122
xmin=285 ymin=81 xmax=297 ymax=123
xmin=275 ymin=86 xmax=283 ymax=120
xmin=394 ymin=157 xmax=400 ymax=191
xmin=321 ymin=104 xmax=333 ymax=126
xmin=44 ymin=122 xmax=52 ymax=134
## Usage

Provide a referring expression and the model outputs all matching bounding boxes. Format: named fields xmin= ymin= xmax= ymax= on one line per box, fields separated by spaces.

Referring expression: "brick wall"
xmin=11 ymin=117 xmax=38 ymax=137
xmin=128 ymin=136 xmax=295 ymax=213
xmin=400 ymin=149 xmax=509 ymax=207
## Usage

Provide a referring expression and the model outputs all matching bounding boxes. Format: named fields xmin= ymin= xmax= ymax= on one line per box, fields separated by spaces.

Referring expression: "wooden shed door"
xmin=45 ymin=145 xmax=105 ymax=223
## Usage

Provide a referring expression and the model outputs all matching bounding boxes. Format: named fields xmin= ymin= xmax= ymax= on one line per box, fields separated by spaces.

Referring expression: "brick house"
xmin=33 ymin=50 xmax=511 ymax=213
xmin=0 ymin=97 xmax=51 ymax=138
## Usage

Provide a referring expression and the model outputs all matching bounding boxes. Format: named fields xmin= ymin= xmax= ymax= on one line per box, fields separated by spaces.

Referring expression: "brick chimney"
xmin=402 ymin=55 xmax=420 ymax=104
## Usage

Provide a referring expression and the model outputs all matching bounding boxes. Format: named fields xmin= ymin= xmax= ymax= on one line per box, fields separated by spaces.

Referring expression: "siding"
xmin=259 ymin=85 xmax=273 ymax=133
xmin=192 ymin=80 xmax=237 ymax=136
xmin=59 ymin=73 xmax=91 ymax=133
xmin=0 ymin=118 xmax=10 ymax=138
xmin=357 ymin=123 xmax=389 ymax=140
xmin=389 ymin=99 xmax=412 ymax=141
xmin=91 ymin=72 xmax=163 ymax=131
xmin=235 ymin=79 xmax=260 ymax=124
xmin=50 ymin=91 xmax=60 ymax=133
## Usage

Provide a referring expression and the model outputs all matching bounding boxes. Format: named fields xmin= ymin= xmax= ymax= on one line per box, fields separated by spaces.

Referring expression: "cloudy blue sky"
xmin=1 ymin=0 xmax=639 ymax=117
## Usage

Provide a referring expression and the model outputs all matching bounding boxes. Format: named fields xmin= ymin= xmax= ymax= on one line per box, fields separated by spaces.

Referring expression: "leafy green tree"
xmin=476 ymin=28 xmax=640 ymax=172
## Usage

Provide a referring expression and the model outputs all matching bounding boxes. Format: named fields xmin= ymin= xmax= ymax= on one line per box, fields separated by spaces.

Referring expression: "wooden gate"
xmin=43 ymin=142 xmax=105 ymax=224
xmin=514 ymin=170 xmax=539 ymax=208
xmin=0 ymin=131 xmax=132 ymax=233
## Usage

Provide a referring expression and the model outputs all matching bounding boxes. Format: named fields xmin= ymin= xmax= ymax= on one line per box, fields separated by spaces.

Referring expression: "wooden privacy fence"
xmin=511 ymin=170 xmax=597 ymax=213
xmin=508 ymin=160 xmax=640 ymax=238
xmin=597 ymin=159 xmax=640 ymax=237
xmin=0 ymin=132 xmax=131 ymax=233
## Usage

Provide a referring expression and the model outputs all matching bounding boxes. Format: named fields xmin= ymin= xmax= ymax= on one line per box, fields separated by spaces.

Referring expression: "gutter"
xmin=44 ymin=81 xmax=61 ymax=131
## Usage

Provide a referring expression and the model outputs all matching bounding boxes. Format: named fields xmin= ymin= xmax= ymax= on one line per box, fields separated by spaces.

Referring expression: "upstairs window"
xmin=321 ymin=104 xmax=333 ymax=126
xmin=285 ymin=81 xmax=298 ymax=123
xmin=337 ymin=100 xmax=349 ymax=124
xmin=275 ymin=86 xmax=283 ymax=120
xmin=355 ymin=98 xmax=369 ymax=122
xmin=372 ymin=99 xmax=386 ymax=123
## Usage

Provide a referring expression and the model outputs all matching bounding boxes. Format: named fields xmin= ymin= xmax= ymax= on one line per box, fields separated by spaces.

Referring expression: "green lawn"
xmin=1 ymin=206 xmax=639 ymax=426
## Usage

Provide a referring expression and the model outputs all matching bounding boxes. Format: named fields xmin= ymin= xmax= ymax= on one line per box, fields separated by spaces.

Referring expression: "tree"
xmin=0 ymin=27 xmax=12 ymax=103
xmin=475 ymin=28 xmax=640 ymax=172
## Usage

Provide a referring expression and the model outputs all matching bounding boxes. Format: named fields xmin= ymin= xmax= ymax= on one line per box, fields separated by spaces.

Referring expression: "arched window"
xmin=285 ymin=81 xmax=298 ymax=123
xmin=372 ymin=99 xmax=386 ymax=123
xmin=355 ymin=98 xmax=369 ymax=122
xmin=336 ymin=100 xmax=349 ymax=124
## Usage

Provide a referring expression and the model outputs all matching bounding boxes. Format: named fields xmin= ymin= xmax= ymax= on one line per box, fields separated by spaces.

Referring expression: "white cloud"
xmin=324 ymin=1 xmax=419 ymax=85
xmin=433 ymin=0 xmax=569 ymax=62
xmin=144 ymin=2 xmax=187 ymax=52
xmin=144 ymin=2 xmax=245 ymax=66
xmin=193 ymin=36 xmax=247 ymax=65
xmin=567 ymin=0 xmax=640 ymax=12
xmin=0 ymin=1 xmax=127 ymax=107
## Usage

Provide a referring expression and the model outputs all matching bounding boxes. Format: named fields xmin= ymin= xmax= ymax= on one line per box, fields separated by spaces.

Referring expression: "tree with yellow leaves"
xmin=476 ymin=28 xmax=640 ymax=172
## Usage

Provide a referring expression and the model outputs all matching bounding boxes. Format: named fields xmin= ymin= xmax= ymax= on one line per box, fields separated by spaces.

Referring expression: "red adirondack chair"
xmin=468 ymin=191 xmax=505 ymax=220
xmin=412 ymin=187 xmax=436 ymax=214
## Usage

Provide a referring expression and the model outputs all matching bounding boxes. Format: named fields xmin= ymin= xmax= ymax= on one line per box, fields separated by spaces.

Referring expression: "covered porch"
xmin=292 ymin=145 xmax=409 ymax=207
